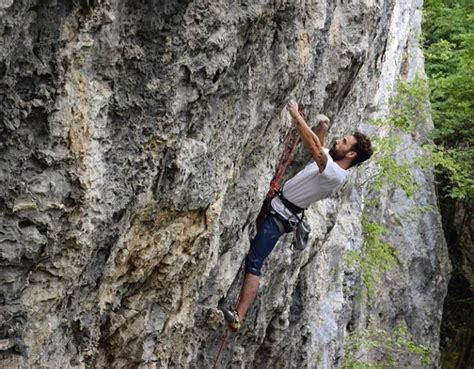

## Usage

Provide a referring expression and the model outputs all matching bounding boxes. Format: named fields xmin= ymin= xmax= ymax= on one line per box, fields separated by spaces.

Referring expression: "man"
xmin=221 ymin=100 xmax=373 ymax=330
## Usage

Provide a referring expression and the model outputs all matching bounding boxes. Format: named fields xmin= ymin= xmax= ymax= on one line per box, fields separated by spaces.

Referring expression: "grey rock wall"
xmin=0 ymin=0 xmax=449 ymax=368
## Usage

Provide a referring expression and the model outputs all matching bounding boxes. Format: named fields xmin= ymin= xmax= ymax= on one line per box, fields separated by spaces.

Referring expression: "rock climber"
xmin=221 ymin=100 xmax=373 ymax=330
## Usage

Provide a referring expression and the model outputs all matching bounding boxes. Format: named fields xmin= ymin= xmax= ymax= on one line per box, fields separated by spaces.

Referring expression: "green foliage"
xmin=422 ymin=2 xmax=473 ymax=367
xmin=344 ymin=250 xmax=360 ymax=270
xmin=343 ymin=4 xmax=472 ymax=366
xmin=344 ymin=326 xmax=432 ymax=368
xmin=396 ymin=204 xmax=436 ymax=223
xmin=346 ymin=78 xmax=424 ymax=302
xmin=374 ymin=155 xmax=417 ymax=198
xmin=342 ymin=73 xmax=438 ymax=368
xmin=388 ymin=76 xmax=430 ymax=132
xmin=422 ymin=144 xmax=474 ymax=199
xmin=344 ymin=216 xmax=398 ymax=301
xmin=422 ymin=0 xmax=473 ymax=199
xmin=360 ymin=217 xmax=398 ymax=300
xmin=370 ymin=72 xmax=472 ymax=200
xmin=368 ymin=135 xmax=417 ymax=199
xmin=364 ymin=77 xmax=432 ymax=199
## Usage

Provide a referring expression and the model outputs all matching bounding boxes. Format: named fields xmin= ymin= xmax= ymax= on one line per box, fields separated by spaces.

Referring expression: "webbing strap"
xmin=277 ymin=191 xmax=305 ymax=215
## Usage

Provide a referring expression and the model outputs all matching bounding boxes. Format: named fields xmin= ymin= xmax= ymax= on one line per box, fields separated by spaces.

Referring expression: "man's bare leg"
xmin=235 ymin=273 xmax=260 ymax=320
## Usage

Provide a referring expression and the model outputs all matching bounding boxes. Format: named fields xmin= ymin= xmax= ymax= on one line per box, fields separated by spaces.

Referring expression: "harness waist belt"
xmin=278 ymin=192 xmax=305 ymax=214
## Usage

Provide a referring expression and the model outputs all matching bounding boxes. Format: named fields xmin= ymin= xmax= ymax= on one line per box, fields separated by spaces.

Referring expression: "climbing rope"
xmin=212 ymin=293 xmax=242 ymax=369
xmin=213 ymin=104 xmax=304 ymax=368
xmin=212 ymin=327 xmax=230 ymax=369
xmin=266 ymin=103 xmax=304 ymax=198
xmin=255 ymin=103 xmax=304 ymax=230
xmin=267 ymin=126 xmax=299 ymax=197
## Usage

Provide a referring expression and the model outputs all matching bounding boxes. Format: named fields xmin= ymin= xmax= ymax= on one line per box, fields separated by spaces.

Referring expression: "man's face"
xmin=329 ymin=135 xmax=357 ymax=161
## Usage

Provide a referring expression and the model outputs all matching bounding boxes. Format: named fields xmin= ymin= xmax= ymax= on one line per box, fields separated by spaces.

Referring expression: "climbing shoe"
xmin=220 ymin=307 xmax=241 ymax=331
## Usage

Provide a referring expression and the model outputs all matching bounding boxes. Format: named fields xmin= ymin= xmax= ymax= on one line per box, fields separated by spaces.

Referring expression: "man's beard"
xmin=329 ymin=147 xmax=345 ymax=161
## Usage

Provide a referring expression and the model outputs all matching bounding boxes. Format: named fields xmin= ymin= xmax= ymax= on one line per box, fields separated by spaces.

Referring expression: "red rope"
xmin=212 ymin=294 xmax=242 ymax=368
xmin=212 ymin=327 xmax=230 ymax=369
xmin=265 ymin=107 xmax=303 ymax=198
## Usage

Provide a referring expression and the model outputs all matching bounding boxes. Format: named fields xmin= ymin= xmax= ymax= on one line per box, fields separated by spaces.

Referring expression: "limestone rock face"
xmin=0 ymin=1 xmax=449 ymax=368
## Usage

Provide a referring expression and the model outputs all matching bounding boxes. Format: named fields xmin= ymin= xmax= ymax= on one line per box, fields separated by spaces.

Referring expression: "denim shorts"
xmin=245 ymin=213 xmax=292 ymax=276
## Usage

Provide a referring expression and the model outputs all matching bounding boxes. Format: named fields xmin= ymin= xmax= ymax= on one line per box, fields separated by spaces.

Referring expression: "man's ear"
xmin=347 ymin=151 xmax=357 ymax=160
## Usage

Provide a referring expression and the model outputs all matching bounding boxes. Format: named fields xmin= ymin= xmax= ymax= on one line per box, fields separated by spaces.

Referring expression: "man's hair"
xmin=350 ymin=131 xmax=373 ymax=167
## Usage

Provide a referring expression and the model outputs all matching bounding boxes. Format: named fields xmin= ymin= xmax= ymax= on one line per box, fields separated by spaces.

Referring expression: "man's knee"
xmin=244 ymin=253 xmax=263 ymax=277
xmin=244 ymin=215 xmax=284 ymax=277
xmin=244 ymin=266 xmax=262 ymax=277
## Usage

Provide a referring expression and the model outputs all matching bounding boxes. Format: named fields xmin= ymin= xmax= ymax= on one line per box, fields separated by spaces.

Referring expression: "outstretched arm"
xmin=287 ymin=100 xmax=327 ymax=172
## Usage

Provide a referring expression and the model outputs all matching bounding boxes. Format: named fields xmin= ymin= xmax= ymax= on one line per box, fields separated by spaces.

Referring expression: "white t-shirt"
xmin=271 ymin=148 xmax=348 ymax=219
